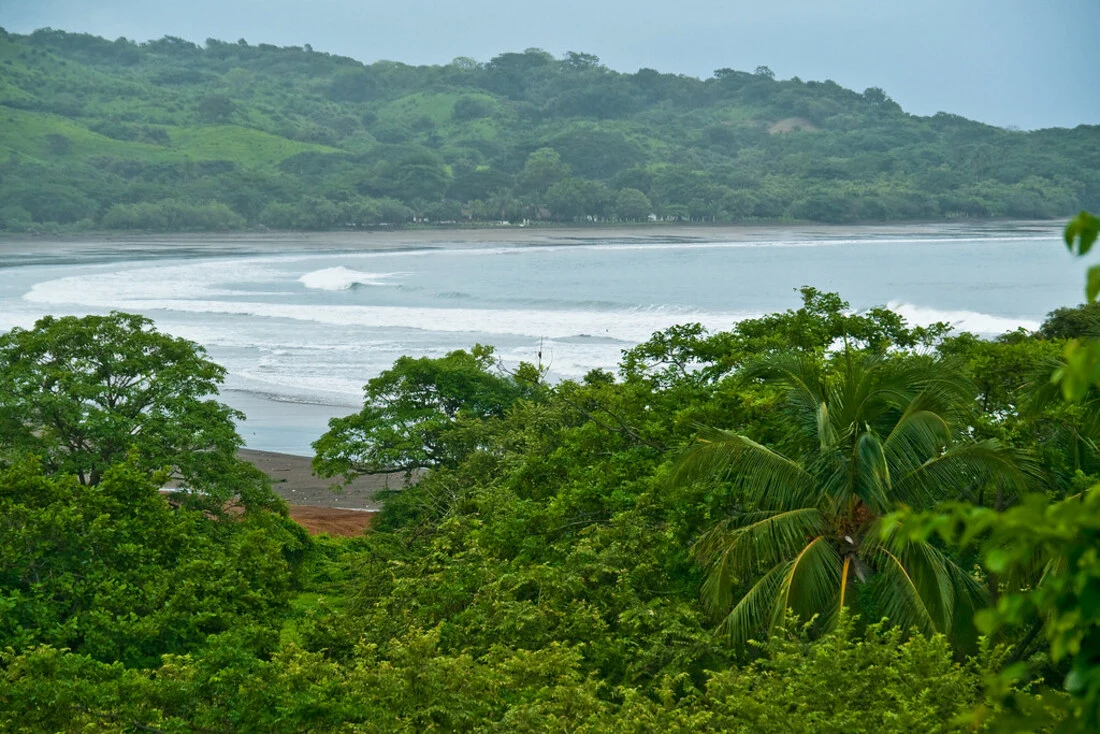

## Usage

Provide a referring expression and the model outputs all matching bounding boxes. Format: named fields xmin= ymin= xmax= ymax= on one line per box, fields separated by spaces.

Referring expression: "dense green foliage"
xmin=1 ymin=27 xmax=1098 ymax=233
xmin=1 ymin=618 xmax=1012 ymax=732
xmin=0 ymin=312 xmax=308 ymax=680
xmin=2 ymin=240 xmax=1099 ymax=728
xmin=0 ymin=461 xmax=307 ymax=669
xmin=0 ymin=311 xmax=270 ymax=506
xmin=674 ymin=353 xmax=1024 ymax=648
xmin=893 ymin=212 xmax=1100 ymax=730
xmin=313 ymin=345 xmax=539 ymax=482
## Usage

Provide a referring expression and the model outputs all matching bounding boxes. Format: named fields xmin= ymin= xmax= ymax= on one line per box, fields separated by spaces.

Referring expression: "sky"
xmin=2 ymin=0 xmax=1098 ymax=130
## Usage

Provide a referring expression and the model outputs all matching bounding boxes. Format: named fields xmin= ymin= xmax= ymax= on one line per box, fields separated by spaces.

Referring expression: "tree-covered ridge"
xmin=1 ymin=27 xmax=1098 ymax=232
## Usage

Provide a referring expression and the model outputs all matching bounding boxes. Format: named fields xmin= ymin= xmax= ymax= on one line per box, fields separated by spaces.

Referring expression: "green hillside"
xmin=0 ymin=27 xmax=1097 ymax=232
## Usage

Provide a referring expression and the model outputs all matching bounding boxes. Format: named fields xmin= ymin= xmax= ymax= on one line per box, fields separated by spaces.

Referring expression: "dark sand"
xmin=240 ymin=448 xmax=408 ymax=512
xmin=4 ymin=221 xmax=1040 ymax=267
xmin=240 ymin=449 xmax=416 ymax=536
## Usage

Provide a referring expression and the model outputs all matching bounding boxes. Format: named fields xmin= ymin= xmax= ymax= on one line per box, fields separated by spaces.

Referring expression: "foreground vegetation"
xmin=1 ymin=217 xmax=1098 ymax=731
xmin=1 ymin=27 xmax=1098 ymax=233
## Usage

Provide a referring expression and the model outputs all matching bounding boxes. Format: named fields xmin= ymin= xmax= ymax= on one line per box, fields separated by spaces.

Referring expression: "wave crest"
xmin=298 ymin=267 xmax=401 ymax=290
xmin=885 ymin=301 xmax=1040 ymax=335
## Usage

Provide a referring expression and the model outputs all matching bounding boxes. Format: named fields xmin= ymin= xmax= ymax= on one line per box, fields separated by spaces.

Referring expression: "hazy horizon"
xmin=2 ymin=0 xmax=1098 ymax=131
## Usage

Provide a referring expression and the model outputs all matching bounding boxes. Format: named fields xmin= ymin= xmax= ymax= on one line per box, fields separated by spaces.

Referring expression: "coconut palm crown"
xmin=674 ymin=351 xmax=1028 ymax=646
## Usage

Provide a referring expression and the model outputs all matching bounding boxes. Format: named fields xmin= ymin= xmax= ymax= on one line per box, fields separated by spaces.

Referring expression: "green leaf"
xmin=985 ymin=548 xmax=1011 ymax=574
xmin=1065 ymin=210 xmax=1100 ymax=257
xmin=974 ymin=608 xmax=999 ymax=635
xmin=1087 ymin=264 xmax=1100 ymax=303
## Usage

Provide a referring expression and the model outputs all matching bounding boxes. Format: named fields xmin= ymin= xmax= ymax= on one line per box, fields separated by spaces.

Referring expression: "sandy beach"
xmin=240 ymin=448 xmax=410 ymax=536
xmin=0 ymin=221 xmax=1011 ymax=264
xmin=240 ymin=448 xmax=408 ymax=510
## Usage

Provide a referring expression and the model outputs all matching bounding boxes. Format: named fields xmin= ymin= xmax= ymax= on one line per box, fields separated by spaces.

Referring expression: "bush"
xmin=101 ymin=200 xmax=245 ymax=230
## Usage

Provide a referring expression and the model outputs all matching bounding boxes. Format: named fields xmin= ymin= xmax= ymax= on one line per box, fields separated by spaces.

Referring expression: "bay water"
xmin=0 ymin=222 xmax=1082 ymax=455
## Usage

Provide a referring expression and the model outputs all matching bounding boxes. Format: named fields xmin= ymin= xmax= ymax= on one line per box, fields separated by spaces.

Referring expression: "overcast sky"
xmin=3 ymin=0 xmax=1097 ymax=129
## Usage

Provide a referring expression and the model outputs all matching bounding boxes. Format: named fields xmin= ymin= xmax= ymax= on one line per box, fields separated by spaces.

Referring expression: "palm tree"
xmin=674 ymin=352 xmax=1028 ymax=645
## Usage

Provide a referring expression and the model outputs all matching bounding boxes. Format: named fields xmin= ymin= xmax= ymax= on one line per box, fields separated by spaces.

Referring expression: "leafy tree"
xmin=313 ymin=346 xmax=535 ymax=482
xmin=0 ymin=459 xmax=307 ymax=667
xmin=196 ymin=93 xmax=233 ymax=122
xmin=327 ymin=68 xmax=376 ymax=102
xmin=0 ymin=312 xmax=258 ymax=501
xmin=673 ymin=352 xmax=1026 ymax=645
xmin=451 ymin=95 xmax=495 ymax=120
xmin=619 ymin=287 xmax=951 ymax=391
xmin=862 ymin=86 xmax=890 ymax=105
xmin=100 ymin=199 xmax=245 ymax=230
xmin=259 ymin=196 xmax=341 ymax=230
xmin=1040 ymin=301 xmax=1100 ymax=340
xmin=516 ymin=147 xmax=570 ymax=195
xmin=613 ymin=187 xmax=652 ymax=221
xmin=545 ymin=177 xmax=612 ymax=221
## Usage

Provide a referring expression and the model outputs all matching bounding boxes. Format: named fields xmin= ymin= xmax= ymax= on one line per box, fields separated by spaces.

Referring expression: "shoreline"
xmin=0 ymin=219 xmax=1062 ymax=251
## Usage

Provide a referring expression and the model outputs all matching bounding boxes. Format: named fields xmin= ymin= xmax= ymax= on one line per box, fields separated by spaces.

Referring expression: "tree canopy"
xmin=674 ymin=352 xmax=1025 ymax=646
xmin=0 ymin=311 xmax=268 ymax=506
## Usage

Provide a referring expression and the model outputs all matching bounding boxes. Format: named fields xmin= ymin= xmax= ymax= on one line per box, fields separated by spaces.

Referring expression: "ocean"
xmin=0 ymin=222 xmax=1083 ymax=455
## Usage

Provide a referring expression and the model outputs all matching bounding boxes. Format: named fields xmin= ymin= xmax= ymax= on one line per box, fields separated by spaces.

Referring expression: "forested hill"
xmin=1 ymin=28 xmax=1098 ymax=233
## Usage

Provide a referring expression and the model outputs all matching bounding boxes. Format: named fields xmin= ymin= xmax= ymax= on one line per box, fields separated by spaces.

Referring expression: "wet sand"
xmin=4 ymin=221 xmax=1051 ymax=268
xmin=240 ymin=448 xmax=409 ymax=512
xmin=240 ymin=448 xmax=413 ymax=537
xmin=0 ymin=225 xmax=720 ymax=267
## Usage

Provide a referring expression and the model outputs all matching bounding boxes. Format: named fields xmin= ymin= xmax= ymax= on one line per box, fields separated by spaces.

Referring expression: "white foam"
xmin=298 ymin=267 xmax=402 ymax=290
xmin=23 ymin=260 xmax=282 ymax=304
xmin=233 ymin=366 xmax=368 ymax=401
xmin=886 ymin=301 xmax=1040 ymax=336
xmin=41 ymin=297 xmax=744 ymax=344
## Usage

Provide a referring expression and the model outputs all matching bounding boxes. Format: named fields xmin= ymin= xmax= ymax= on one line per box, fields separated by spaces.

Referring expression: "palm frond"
xmin=852 ymin=357 xmax=973 ymax=432
xmin=737 ymin=352 xmax=825 ymax=397
xmin=816 ymin=401 xmax=838 ymax=450
xmin=855 ymin=431 xmax=892 ymax=514
xmin=672 ymin=427 xmax=813 ymax=509
xmin=687 ymin=350 xmax=1016 ymax=648
xmin=883 ymin=408 xmax=951 ymax=477
xmin=874 ymin=520 xmax=954 ymax=632
xmin=714 ymin=537 xmax=842 ymax=645
xmin=694 ymin=507 xmax=831 ymax=604
xmin=715 ymin=560 xmax=791 ymax=646
xmin=738 ymin=352 xmax=827 ymax=439
xmin=893 ymin=439 xmax=1030 ymax=507
xmin=776 ymin=535 xmax=844 ymax=632
xmin=867 ymin=518 xmax=988 ymax=640
xmin=868 ymin=544 xmax=938 ymax=636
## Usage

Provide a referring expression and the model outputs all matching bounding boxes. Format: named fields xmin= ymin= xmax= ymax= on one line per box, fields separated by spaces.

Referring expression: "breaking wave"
xmin=886 ymin=301 xmax=1040 ymax=336
xmin=298 ymin=267 xmax=402 ymax=290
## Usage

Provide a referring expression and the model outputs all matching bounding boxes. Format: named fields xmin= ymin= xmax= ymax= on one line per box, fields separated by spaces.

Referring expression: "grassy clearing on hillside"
xmin=0 ymin=108 xmax=338 ymax=167
xmin=0 ymin=107 xmax=169 ymax=163
xmin=168 ymin=125 xmax=340 ymax=166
